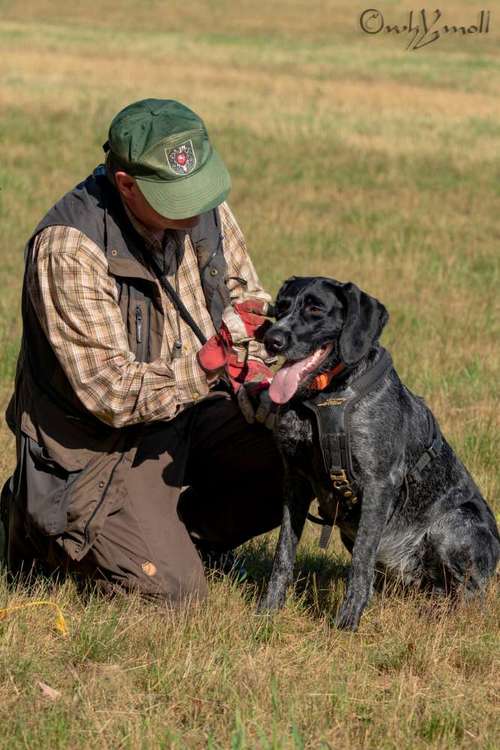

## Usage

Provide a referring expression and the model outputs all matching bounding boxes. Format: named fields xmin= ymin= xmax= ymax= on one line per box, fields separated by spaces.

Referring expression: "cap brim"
xmin=135 ymin=148 xmax=231 ymax=220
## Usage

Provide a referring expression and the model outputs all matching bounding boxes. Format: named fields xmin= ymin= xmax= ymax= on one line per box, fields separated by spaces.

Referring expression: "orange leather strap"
xmin=310 ymin=362 xmax=346 ymax=391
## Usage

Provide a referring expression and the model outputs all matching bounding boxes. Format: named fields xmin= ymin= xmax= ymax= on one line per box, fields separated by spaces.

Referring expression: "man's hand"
xmin=197 ymin=323 xmax=247 ymax=390
xmin=197 ymin=298 xmax=274 ymax=393
xmin=237 ymin=381 xmax=277 ymax=430
xmin=196 ymin=329 xmax=230 ymax=374
xmin=197 ymin=331 xmax=273 ymax=392
xmin=233 ymin=299 xmax=273 ymax=341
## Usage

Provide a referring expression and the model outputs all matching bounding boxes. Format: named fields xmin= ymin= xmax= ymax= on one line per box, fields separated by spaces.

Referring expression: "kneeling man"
xmin=3 ymin=98 xmax=282 ymax=601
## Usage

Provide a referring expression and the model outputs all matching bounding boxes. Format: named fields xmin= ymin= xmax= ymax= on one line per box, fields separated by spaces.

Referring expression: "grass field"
xmin=0 ymin=1 xmax=499 ymax=748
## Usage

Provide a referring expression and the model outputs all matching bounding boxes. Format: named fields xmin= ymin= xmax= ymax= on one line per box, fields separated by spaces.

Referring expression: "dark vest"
xmin=9 ymin=166 xmax=231 ymax=437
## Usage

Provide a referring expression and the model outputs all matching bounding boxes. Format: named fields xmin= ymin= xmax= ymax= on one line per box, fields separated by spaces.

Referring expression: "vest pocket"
xmin=25 ymin=436 xmax=81 ymax=537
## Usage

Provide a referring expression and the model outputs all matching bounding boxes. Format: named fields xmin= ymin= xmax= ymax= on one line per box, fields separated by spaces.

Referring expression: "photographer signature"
xmin=359 ymin=9 xmax=491 ymax=50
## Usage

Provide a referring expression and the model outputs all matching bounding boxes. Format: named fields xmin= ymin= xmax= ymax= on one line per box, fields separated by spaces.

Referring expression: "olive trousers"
xmin=5 ymin=396 xmax=283 ymax=602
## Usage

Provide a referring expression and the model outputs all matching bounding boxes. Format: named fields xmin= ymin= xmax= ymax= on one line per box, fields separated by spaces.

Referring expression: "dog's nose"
xmin=264 ymin=329 xmax=289 ymax=354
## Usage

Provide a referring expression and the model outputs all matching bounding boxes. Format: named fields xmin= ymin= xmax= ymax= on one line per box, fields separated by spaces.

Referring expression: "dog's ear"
xmin=272 ymin=276 xmax=299 ymax=316
xmin=279 ymin=276 xmax=298 ymax=294
xmin=337 ymin=282 xmax=388 ymax=365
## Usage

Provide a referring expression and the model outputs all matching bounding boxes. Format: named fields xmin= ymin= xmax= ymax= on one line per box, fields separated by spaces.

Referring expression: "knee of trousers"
xmin=143 ymin=567 xmax=209 ymax=605
xmin=106 ymin=560 xmax=209 ymax=605
xmin=78 ymin=532 xmax=209 ymax=605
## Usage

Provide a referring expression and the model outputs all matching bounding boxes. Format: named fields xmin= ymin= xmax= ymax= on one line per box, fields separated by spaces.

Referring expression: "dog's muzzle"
xmin=268 ymin=343 xmax=334 ymax=404
xmin=264 ymin=328 xmax=289 ymax=355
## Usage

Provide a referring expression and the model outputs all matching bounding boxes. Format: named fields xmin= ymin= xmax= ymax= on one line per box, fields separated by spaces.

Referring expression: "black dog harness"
xmin=302 ymin=349 xmax=443 ymax=548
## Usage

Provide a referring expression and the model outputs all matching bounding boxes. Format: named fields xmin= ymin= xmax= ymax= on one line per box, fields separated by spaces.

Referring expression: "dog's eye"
xmin=304 ymin=305 xmax=324 ymax=318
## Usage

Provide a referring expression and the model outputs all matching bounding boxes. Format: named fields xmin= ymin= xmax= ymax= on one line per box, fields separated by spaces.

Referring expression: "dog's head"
xmin=265 ymin=277 xmax=388 ymax=404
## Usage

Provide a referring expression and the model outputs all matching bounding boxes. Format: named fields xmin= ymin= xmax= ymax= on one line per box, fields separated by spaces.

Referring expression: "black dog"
xmin=259 ymin=277 xmax=499 ymax=630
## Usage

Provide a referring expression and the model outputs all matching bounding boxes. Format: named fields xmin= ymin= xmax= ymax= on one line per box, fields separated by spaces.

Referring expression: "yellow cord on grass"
xmin=0 ymin=600 xmax=69 ymax=636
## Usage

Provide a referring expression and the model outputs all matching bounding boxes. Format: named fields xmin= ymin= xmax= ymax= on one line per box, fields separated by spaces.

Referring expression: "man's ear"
xmin=114 ymin=171 xmax=136 ymax=200
xmin=337 ymin=282 xmax=389 ymax=365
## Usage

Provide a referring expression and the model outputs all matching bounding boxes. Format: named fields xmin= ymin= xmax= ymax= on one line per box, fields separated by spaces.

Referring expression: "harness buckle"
xmin=330 ymin=469 xmax=348 ymax=486
xmin=330 ymin=470 xmax=358 ymax=504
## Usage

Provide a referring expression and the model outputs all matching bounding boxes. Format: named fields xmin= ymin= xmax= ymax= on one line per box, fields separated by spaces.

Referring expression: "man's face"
xmin=114 ymin=171 xmax=200 ymax=231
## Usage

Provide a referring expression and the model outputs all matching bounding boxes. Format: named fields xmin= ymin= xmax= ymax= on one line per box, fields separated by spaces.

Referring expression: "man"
xmin=2 ymin=98 xmax=282 ymax=602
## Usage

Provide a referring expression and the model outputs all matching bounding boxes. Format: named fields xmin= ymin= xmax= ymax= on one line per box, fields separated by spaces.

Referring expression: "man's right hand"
xmin=197 ymin=316 xmax=273 ymax=393
xmin=197 ymin=322 xmax=241 ymax=388
xmin=196 ymin=333 xmax=229 ymax=375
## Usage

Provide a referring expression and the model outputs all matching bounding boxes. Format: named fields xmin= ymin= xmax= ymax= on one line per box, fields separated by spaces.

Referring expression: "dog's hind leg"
xmin=423 ymin=500 xmax=500 ymax=596
xmin=257 ymin=473 xmax=312 ymax=613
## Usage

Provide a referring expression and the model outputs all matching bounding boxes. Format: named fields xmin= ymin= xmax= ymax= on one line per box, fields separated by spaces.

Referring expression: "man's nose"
xmin=264 ymin=328 xmax=289 ymax=354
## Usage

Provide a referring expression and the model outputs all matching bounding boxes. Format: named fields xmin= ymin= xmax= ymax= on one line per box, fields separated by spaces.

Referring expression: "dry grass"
xmin=0 ymin=1 xmax=499 ymax=747
xmin=0 ymin=546 xmax=498 ymax=749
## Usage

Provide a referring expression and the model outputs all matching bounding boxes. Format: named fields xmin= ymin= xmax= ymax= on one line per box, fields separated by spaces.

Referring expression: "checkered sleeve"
xmin=29 ymin=226 xmax=209 ymax=429
xmin=219 ymin=203 xmax=275 ymax=364
xmin=219 ymin=202 xmax=273 ymax=307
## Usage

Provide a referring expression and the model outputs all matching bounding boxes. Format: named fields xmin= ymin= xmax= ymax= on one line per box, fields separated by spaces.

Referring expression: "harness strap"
xmin=407 ymin=410 xmax=442 ymax=484
xmin=306 ymin=513 xmax=334 ymax=550
xmin=308 ymin=399 xmax=444 ymax=549
xmin=319 ymin=524 xmax=334 ymax=550
xmin=305 ymin=349 xmax=392 ymax=495
xmin=344 ymin=348 xmax=393 ymax=398
xmin=303 ymin=350 xmax=393 ymax=548
xmin=307 ymin=512 xmax=329 ymax=526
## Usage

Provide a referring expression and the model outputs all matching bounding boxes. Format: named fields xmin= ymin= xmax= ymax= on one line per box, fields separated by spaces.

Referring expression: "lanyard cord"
xmin=173 ymin=243 xmax=182 ymax=357
xmin=147 ymin=237 xmax=208 ymax=349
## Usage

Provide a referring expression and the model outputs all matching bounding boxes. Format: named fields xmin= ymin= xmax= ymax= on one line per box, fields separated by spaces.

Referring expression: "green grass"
xmin=0 ymin=1 xmax=499 ymax=747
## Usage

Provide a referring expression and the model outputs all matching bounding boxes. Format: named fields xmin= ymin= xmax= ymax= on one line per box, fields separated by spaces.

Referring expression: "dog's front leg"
xmin=258 ymin=473 xmax=311 ymax=612
xmin=335 ymin=481 xmax=394 ymax=631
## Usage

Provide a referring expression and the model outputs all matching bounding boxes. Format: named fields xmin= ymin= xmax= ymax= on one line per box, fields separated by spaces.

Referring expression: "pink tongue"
xmin=269 ymin=348 xmax=329 ymax=404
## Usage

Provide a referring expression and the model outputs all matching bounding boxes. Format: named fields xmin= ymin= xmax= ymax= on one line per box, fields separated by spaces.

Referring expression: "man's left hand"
xmin=237 ymin=380 xmax=277 ymax=430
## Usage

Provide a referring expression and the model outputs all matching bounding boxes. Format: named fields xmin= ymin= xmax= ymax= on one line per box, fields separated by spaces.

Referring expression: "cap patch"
xmin=165 ymin=139 xmax=196 ymax=175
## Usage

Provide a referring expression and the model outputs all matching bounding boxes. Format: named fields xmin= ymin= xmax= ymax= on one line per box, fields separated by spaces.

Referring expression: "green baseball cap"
xmin=104 ymin=99 xmax=231 ymax=219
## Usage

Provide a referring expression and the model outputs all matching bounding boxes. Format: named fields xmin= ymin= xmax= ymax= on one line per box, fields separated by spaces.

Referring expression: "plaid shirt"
xmin=28 ymin=201 xmax=272 ymax=428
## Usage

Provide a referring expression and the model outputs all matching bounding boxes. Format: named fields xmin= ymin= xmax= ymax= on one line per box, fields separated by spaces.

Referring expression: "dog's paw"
xmin=334 ymin=596 xmax=364 ymax=631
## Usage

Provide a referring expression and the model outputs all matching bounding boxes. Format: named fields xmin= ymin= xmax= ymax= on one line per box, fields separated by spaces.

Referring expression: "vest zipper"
xmin=144 ymin=298 xmax=152 ymax=361
xmin=135 ymin=305 xmax=143 ymax=344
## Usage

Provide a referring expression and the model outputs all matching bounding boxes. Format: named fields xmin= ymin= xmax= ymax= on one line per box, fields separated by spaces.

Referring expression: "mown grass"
xmin=0 ymin=1 xmax=499 ymax=747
